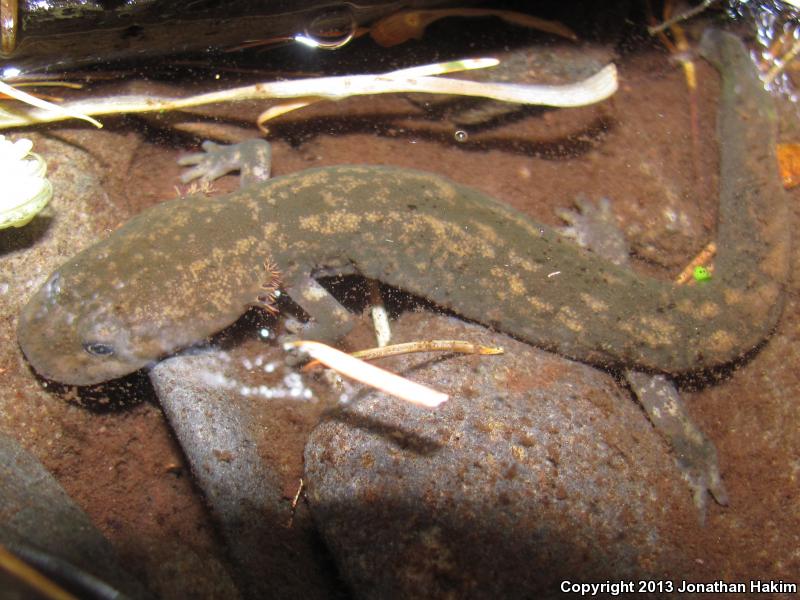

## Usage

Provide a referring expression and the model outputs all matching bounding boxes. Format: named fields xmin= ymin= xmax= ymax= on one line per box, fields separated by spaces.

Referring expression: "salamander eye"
xmin=83 ymin=342 xmax=115 ymax=357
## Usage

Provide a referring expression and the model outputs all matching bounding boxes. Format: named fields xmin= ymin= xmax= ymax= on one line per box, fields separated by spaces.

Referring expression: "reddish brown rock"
xmin=304 ymin=313 xmax=696 ymax=598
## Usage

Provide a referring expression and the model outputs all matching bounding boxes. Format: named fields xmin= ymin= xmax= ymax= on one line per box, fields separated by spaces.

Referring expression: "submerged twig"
xmin=370 ymin=8 xmax=577 ymax=47
xmin=351 ymin=340 xmax=504 ymax=361
xmin=368 ymin=281 xmax=392 ymax=348
xmin=0 ymin=57 xmax=617 ymax=130
xmin=675 ymin=242 xmax=716 ymax=285
xmin=764 ymin=37 xmax=800 ymax=85
xmin=0 ymin=544 xmax=78 ymax=600
xmin=303 ymin=339 xmax=503 ymax=371
xmin=286 ymin=340 xmax=448 ymax=407
xmin=0 ymin=80 xmax=101 ymax=128
xmin=647 ymin=0 xmax=702 ymax=185
xmin=648 ymin=0 xmax=717 ymax=34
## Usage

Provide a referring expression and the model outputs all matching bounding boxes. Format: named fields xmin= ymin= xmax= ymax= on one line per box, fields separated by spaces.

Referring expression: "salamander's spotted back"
xmin=17 ymin=30 xmax=789 ymax=387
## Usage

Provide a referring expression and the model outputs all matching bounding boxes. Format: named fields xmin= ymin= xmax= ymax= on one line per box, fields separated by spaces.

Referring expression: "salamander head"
xmin=18 ymin=267 xmax=154 ymax=386
xmin=17 ymin=194 xmax=273 ymax=387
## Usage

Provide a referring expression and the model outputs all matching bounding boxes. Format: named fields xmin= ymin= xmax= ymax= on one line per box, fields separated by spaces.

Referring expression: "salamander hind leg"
xmin=559 ymin=197 xmax=728 ymax=517
xmin=557 ymin=196 xmax=629 ymax=266
xmin=625 ymin=372 xmax=729 ymax=520
xmin=178 ymin=139 xmax=272 ymax=187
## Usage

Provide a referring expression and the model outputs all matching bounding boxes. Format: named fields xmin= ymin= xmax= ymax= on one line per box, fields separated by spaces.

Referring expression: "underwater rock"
xmin=149 ymin=340 xmax=345 ymax=599
xmin=0 ymin=431 xmax=153 ymax=599
xmin=304 ymin=313 xmax=696 ymax=598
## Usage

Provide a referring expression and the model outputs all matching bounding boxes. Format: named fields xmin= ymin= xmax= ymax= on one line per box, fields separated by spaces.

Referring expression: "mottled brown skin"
xmin=17 ymin=31 xmax=789 ymax=387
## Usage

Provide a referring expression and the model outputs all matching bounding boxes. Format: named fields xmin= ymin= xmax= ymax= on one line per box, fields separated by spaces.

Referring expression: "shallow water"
xmin=1 ymin=2 xmax=799 ymax=598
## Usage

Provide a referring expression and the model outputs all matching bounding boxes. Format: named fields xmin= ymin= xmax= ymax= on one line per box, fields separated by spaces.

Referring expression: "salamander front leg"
xmin=282 ymin=274 xmax=357 ymax=344
xmin=178 ymin=139 xmax=272 ymax=187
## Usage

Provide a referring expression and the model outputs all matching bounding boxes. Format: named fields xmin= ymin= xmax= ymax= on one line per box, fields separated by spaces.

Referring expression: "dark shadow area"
xmin=0 ymin=216 xmax=53 ymax=254
xmin=21 ymin=362 xmax=158 ymax=413
xmin=130 ymin=108 xmax=615 ymax=162
xmin=307 ymin=491 xmax=692 ymax=599
xmin=325 ymin=407 xmax=444 ymax=456
xmin=271 ymin=112 xmax=615 ymax=160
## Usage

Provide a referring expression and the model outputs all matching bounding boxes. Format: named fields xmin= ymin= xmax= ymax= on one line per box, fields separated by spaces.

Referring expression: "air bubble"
xmin=295 ymin=5 xmax=356 ymax=50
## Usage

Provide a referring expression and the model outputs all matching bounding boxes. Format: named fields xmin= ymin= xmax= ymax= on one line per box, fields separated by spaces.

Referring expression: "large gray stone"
xmin=149 ymin=339 xmax=346 ymax=599
xmin=0 ymin=431 xmax=152 ymax=599
xmin=304 ymin=313 xmax=696 ymax=598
